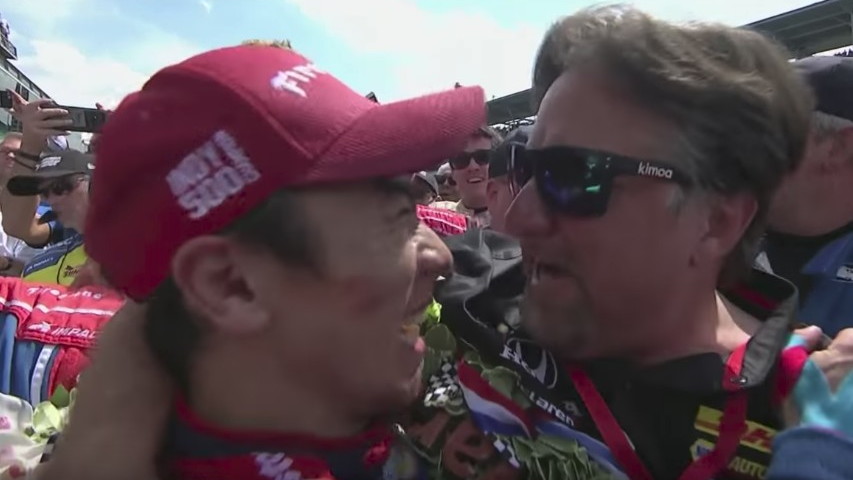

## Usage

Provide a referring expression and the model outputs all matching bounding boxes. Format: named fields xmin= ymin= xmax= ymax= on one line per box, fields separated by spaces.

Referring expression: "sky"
xmin=0 ymin=0 xmax=828 ymax=109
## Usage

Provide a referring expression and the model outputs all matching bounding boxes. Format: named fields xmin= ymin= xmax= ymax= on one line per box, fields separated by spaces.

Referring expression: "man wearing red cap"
xmin=78 ymin=41 xmax=485 ymax=479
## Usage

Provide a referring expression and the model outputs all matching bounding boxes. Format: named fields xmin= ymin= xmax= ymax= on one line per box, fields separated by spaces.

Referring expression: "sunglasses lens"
xmin=473 ymin=151 xmax=490 ymax=165
xmin=449 ymin=156 xmax=468 ymax=169
xmin=450 ymin=150 xmax=491 ymax=169
xmin=40 ymin=177 xmax=76 ymax=197
xmin=514 ymin=149 xmax=611 ymax=217
xmin=539 ymin=155 xmax=611 ymax=216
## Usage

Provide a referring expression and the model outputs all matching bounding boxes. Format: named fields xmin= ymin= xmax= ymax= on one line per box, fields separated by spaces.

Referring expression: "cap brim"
xmin=6 ymin=170 xmax=77 ymax=196
xmin=303 ymin=86 xmax=486 ymax=184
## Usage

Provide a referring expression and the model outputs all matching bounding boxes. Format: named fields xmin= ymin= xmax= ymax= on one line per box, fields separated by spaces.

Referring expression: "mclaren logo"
xmin=501 ymin=337 xmax=559 ymax=388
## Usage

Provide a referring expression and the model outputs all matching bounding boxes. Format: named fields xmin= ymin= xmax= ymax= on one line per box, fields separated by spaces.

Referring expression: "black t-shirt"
xmin=764 ymin=221 xmax=853 ymax=299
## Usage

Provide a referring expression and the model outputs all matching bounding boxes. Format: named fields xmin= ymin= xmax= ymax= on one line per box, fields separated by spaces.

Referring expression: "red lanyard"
xmin=566 ymin=343 xmax=750 ymax=480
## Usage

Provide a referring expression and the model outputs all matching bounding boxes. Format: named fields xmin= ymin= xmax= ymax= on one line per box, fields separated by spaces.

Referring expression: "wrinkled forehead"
xmin=532 ymin=70 xmax=678 ymax=159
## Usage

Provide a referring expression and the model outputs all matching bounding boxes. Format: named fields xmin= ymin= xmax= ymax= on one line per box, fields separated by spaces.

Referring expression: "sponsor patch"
xmin=694 ymin=406 xmax=776 ymax=454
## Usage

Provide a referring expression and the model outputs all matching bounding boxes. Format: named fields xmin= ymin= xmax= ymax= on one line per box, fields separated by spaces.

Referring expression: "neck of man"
xmin=770 ymin=177 xmax=853 ymax=237
xmin=627 ymin=289 xmax=761 ymax=366
xmin=459 ymin=192 xmax=487 ymax=212
xmin=188 ymin=345 xmax=369 ymax=439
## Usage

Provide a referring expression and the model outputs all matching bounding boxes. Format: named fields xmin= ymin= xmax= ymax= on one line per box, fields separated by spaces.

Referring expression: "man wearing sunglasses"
xmin=485 ymin=125 xmax=530 ymax=234
xmin=7 ymin=149 xmax=92 ymax=286
xmin=433 ymin=127 xmax=502 ymax=227
xmin=434 ymin=162 xmax=459 ymax=202
xmin=0 ymin=133 xmax=42 ymax=275
xmin=412 ymin=6 xmax=830 ymax=480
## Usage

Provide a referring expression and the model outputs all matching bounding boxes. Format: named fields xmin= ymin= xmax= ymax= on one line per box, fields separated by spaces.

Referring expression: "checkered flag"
xmin=39 ymin=434 xmax=59 ymax=464
xmin=423 ymin=361 xmax=461 ymax=408
xmin=492 ymin=437 xmax=521 ymax=469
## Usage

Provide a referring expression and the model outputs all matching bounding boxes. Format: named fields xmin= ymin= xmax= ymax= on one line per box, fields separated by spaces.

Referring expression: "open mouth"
xmin=468 ymin=178 xmax=484 ymax=184
xmin=400 ymin=300 xmax=431 ymax=350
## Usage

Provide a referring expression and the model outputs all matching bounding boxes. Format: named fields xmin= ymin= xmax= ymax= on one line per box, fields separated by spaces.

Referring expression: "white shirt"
xmin=0 ymin=211 xmax=40 ymax=265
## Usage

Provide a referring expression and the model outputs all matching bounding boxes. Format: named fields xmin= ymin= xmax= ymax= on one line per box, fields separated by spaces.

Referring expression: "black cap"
xmin=794 ymin=56 xmax=853 ymax=121
xmin=413 ymin=171 xmax=439 ymax=195
xmin=7 ymin=149 xmax=95 ymax=196
xmin=488 ymin=125 xmax=532 ymax=179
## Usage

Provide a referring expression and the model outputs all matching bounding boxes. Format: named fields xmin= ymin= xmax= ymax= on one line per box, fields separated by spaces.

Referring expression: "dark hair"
xmin=533 ymin=5 xmax=814 ymax=285
xmin=144 ymin=189 xmax=316 ymax=391
xmin=477 ymin=126 xmax=504 ymax=149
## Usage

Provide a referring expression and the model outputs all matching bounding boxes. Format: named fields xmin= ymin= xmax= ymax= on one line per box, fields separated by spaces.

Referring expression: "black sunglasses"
xmin=449 ymin=150 xmax=490 ymax=170
xmin=38 ymin=175 xmax=85 ymax=197
xmin=510 ymin=145 xmax=691 ymax=217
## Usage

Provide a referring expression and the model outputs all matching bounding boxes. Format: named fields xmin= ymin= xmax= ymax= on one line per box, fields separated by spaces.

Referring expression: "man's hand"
xmin=8 ymin=90 xmax=72 ymax=141
xmin=809 ymin=328 xmax=853 ymax=390
xmin=784 ymin=327 xmax=853 ymax=433
xmin=37 ymin=301 xmax=174 ymax=480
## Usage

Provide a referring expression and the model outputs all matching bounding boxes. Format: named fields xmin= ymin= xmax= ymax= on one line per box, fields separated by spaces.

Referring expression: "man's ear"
xmin=170 ymin=236 xmax=270 ymax=334
xmin=693 ymin=193 xmax=758 ymax=267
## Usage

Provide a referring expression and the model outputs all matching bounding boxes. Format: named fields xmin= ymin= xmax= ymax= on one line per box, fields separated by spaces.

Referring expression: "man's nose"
xmin=416 ymin=223 xmax=453 ymax=281
xmin=464 ymin=160 xmax=484 ymax=173
xmin=505 ymin=179 xmax=552 ymax=238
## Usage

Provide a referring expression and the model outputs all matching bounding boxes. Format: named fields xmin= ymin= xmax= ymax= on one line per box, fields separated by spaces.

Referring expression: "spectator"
xmin=6 ymin=149 xmax=91 ymax=285
xmin=410 ymin=170 xmax=439 ymax=205
xmin=413 ymin=6 xmax=817 ymax=479
xmin=486 ymin=125 xmax=530 ymax=233
xmin=434 ymin=162 xmax=458 ymax=202
xmin=760 ymin=56 xmax=853 ymax=337
xmin=0 ymin=133 xmax=42 ymax=274
xmin=432 ymin=127 xmax=502 ymax=227
xmin=0 ymin=92 xmax=77 ymax=251
xmin=79 ymin=42 xmax=484 ymax=479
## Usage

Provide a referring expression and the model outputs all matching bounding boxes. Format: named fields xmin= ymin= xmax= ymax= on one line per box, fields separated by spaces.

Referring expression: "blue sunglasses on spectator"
xmin=509 ymin=145 xmax=691 ymax=217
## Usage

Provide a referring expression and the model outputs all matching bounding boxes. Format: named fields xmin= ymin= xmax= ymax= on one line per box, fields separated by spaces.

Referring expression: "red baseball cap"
xmin=85 ymin=44 xmax=486 ymax=300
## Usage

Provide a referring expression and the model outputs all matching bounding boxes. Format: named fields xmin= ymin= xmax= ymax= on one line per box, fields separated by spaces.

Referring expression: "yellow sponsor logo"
xmin=694 ymin=406 xmax=777 ymax=454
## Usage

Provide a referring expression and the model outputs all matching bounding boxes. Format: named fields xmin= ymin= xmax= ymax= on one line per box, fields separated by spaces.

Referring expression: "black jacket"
xmin=405 ymin=228 xmax=803 ymax=480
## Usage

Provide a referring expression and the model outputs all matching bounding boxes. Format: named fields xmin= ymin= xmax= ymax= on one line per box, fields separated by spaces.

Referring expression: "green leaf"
xmin=539 ymin=434 xmax=584 ymax=454
xmin=462 ymin=351 xmax=485 ymax=371
xmin=31 ymin=403 xmax=62 ymax=434
xmin=423 ymin=324 xmax=457 ymax=353
xmin=49 ymin=385 xmax=70 ymax=408
xmin=530 ymin=456 xmax=548 ymax=480
xmin=422 ymin=349 xmax=442 ymax=382
xmin=510 ymin=437 xmax=535 ymax=464
xmin=423 ymin=300 xmax=442 ymax=329
xmin=481 ymin=366 xmax=520 ymax=399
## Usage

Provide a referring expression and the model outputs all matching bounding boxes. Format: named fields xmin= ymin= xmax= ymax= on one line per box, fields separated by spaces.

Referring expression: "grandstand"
xmin=487 ymin=0 xmax=853 ymax=126
xmin=0 ymin=15 xmax=84 ymax=149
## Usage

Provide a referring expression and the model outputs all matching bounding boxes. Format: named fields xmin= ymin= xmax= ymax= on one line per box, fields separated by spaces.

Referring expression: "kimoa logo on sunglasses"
xmin=637 ymin=162 xmax=673 ymax=179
